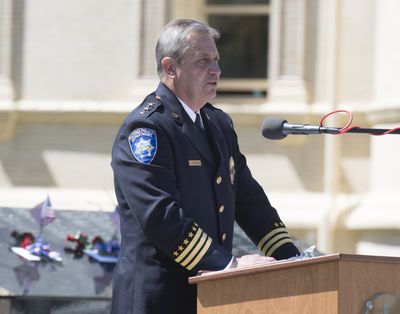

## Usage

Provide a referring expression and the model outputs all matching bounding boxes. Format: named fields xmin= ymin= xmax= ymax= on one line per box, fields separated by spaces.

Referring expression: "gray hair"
xmin=155 ymin=19 xmax=220 ymax=78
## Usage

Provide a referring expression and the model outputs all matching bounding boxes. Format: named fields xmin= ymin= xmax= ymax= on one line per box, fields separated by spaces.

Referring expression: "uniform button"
xmin=218 ymin=205 xmax=225 ymax=213
xmin=216 ymin=176 xmax=222 ymax=184
xmin=221 ymin=233 xmax=226 ymax=241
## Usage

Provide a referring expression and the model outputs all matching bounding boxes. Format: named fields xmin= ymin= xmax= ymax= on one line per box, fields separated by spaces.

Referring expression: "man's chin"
xmin=205 ymin=88 xmax=218 ymax=99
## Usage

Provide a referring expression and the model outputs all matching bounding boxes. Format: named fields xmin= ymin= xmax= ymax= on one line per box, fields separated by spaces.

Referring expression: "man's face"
xmin=174 ymin=32 xmax=221 ymax=110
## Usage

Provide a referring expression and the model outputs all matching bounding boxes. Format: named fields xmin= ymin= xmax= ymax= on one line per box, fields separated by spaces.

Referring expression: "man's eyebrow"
xmin=197 ymin=52 xmax=220 ymax=59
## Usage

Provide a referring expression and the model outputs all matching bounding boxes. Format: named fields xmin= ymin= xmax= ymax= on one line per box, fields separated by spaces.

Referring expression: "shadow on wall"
xmin=0 ymin=124 xmax=118 ymax=187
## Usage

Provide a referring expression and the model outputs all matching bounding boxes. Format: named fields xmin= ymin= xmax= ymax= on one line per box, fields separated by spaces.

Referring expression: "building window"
xmin=206 ymin=0 xmax=270 ymax=95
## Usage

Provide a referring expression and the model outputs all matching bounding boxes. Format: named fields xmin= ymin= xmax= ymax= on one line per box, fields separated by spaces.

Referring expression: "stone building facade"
xmin=1 ymin=0 xmax=400 ymax=255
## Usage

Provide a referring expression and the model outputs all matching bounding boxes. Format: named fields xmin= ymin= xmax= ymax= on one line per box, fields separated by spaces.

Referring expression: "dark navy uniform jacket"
xmin=110 ymin=83 xmax=299 ymax=314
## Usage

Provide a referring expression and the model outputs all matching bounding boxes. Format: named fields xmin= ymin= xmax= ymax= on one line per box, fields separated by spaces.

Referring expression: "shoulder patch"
xmin=128 ymin=128 xmax=157 ymax=164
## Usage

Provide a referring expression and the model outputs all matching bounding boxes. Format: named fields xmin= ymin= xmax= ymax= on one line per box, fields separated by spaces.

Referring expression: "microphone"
xmin=262 ymin=118 xmax=400 ymax=140
xmin=261 ymin=118 xmax=340 ymax=140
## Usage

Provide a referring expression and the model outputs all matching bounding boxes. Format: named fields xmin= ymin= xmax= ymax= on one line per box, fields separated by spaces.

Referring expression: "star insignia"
xmin=134 ymin=138 xmax=154 ymax=158
xmin=178 ymin=245 xmax=184 ymax=251
xmin=188 ymin=232 xmax=194 ymax=238
xmin=183 ymin=239 xmax=189 ymax=245
xmin=173 ymin=251 xmax=179 ymax=257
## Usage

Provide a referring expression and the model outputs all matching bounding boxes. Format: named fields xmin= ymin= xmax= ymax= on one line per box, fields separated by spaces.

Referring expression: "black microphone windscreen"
xmin=261 ymin=118 xmax=287 ymax=140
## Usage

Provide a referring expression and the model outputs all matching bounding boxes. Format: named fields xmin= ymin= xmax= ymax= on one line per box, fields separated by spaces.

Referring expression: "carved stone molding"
xmin=268 ymin=0 xmax=307 ymax=104
xmin=0 ymin=0 xmax=14 ymax=101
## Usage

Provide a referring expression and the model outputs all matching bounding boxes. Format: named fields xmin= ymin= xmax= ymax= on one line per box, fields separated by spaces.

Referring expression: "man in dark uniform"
xmin=111 ymin=19 xmax=300 ymax=314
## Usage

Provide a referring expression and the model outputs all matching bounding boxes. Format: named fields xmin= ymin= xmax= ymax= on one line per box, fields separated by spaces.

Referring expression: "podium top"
xmin=189 ymin=253 xmax=400 ymax=284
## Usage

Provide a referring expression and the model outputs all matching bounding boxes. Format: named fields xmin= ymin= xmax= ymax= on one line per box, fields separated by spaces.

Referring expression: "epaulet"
xmin=138 ymin=95 xmax=164 ymax=118
xmin=222 ymin=111 xmax=234 ymax=129
xmin=205 ymin=103 xmax=234 ymax=129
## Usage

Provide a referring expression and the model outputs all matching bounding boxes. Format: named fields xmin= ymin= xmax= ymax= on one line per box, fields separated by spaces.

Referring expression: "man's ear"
xmin=161 ymin=57 xmax=176 ymax=78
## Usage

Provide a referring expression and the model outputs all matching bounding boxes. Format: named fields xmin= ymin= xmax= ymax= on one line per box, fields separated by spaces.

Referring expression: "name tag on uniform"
xmin=188 ymin=160 xmax=202 ymax=167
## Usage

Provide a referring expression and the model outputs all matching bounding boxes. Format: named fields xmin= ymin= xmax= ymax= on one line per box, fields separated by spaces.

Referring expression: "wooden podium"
xmin=189 ymin=254 xmax=400 ymax=313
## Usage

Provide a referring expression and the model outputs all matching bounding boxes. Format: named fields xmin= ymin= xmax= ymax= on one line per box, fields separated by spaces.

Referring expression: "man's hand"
xmin=230 ymin=254 xmax=276 ymax=269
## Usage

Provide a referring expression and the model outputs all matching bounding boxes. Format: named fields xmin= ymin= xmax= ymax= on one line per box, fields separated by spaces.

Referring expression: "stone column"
xmin=0 ymin=0 xmax=14 ymax=101
xmin=130 ymin=0 xmax=165 ymax=101
xmin=0 ymin=0 xmax=17 ymax=142
xmin=140 ymin=0 xmax=167 ymax=77
xmin=268 ymin=0 xmax=307 ymax=103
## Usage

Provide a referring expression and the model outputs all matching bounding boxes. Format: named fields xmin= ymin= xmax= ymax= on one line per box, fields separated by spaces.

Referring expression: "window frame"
xmin=205 ymin=2 xmax=271 ymax=94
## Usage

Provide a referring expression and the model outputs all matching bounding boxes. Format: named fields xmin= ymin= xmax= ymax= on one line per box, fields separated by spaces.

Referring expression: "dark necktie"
xmin=194 ymin=112 xmax=203 ymax=131
xmin=196 ymin=112 xmax=219 ymax=165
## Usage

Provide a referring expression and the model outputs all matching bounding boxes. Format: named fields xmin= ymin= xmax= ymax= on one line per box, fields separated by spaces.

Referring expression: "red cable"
xmin=373 ymin=127 xmax=400 ymax=136
xmin=319 ymin=110 xmax=354 ymax=134
xmin=319 ymin=110 xmax=400 ymax=136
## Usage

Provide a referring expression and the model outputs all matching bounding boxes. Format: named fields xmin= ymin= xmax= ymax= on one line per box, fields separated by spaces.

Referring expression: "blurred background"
xmin=1 ymin=0 xmax=400 ymax=311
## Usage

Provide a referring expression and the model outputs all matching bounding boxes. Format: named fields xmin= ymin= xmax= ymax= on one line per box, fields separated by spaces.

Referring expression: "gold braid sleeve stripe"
xmin=265 ymin=238 xmax=294 ymax=257
xmin=187 ymin=237 xmax=212 ymax=271
xmin=174 ymin=227 xmax=202 ymax=263
xmin=257 ymin=227 xmax=287 ymax=251
xmin=180 ymin=232 xmax=208 ymax=267
xmin=261 ymin=232 xmax=292 ymax=255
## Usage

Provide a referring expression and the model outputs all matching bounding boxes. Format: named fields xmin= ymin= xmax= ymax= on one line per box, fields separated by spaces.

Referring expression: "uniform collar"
xmin=177 ymin=97 xmax=197 ymax=123
xmin=155 ymin=83 xmax=185 ymax=122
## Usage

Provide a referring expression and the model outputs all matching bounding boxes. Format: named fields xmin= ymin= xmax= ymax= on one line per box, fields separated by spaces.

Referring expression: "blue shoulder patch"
xmin=128 ymin=128 xmax=157 ymax=164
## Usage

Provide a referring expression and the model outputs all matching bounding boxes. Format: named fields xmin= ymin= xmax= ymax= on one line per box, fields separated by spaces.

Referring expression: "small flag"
xmin=30 ymin=196 xmax=55 ymax=229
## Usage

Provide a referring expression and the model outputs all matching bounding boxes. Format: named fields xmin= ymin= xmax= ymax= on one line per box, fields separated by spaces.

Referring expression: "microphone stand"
xmin=338 ymin=127 xmax=400 ymax=135
xmin=285 ymin=126 xmax=400 ymax=136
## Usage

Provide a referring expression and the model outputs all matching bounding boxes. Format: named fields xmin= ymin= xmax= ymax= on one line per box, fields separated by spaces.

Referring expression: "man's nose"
xmin=209 ymin=61 xmax=221 ymax=76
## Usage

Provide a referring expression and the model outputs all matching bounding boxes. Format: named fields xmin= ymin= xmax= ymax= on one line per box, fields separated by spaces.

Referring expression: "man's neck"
xmin=161 ymin=79 xmax=205 ymax=112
